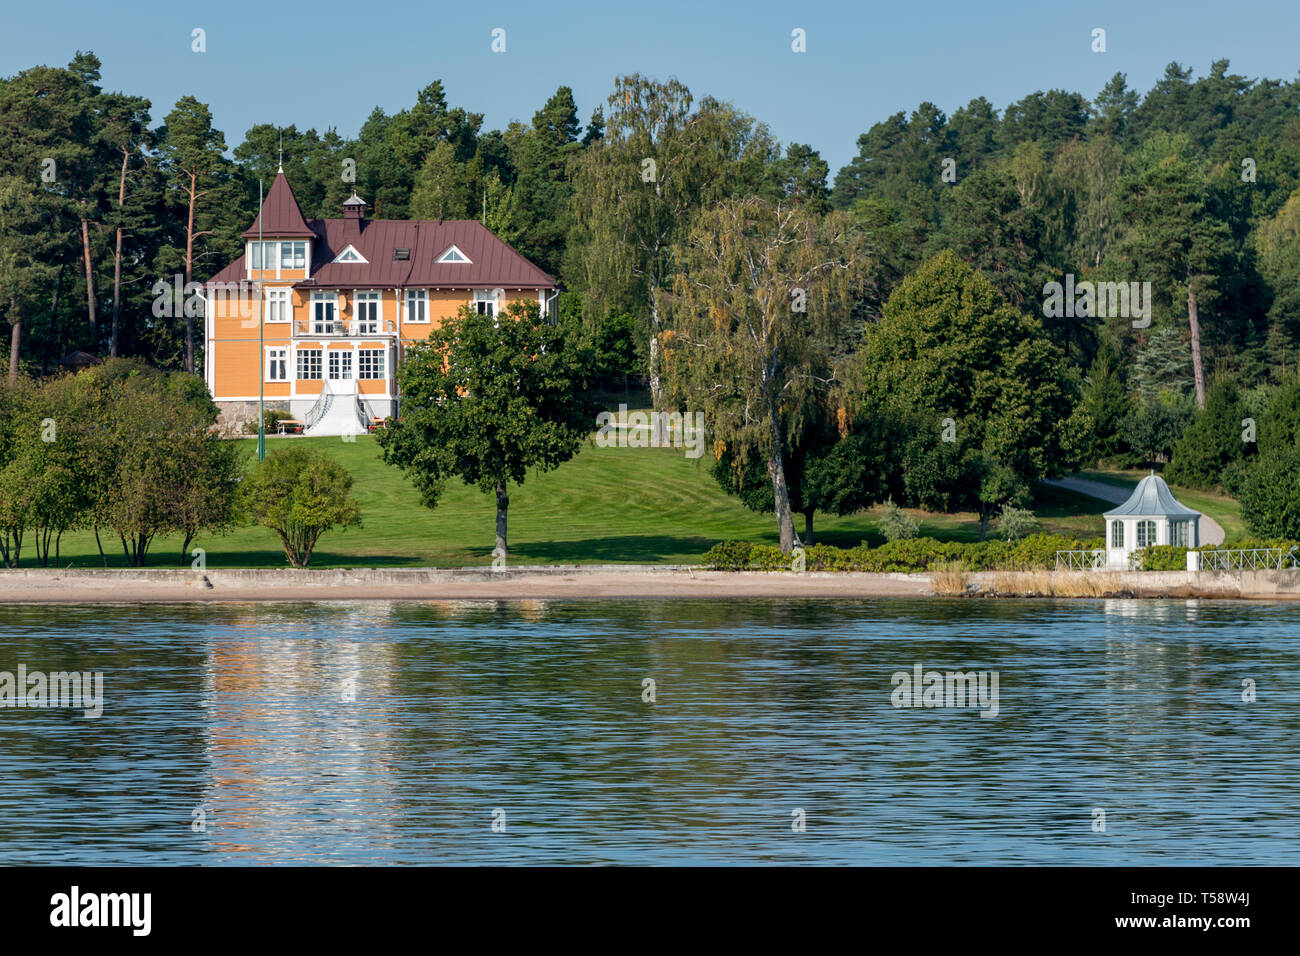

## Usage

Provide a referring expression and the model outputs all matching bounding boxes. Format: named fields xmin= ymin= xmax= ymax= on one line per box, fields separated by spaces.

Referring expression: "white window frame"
xmin=249 ymin=241 xmax=277 ymax=274
xmin=265 ymin=347 xmax=288 ymax=382
xmin=358 ymin=348 xmax=386 ymax=380
xmin=265 ymin=287 xmax=291 ymax=323
xmin=296 ymin=348 xmax=322 ymax=380
xmin=280 ymin=241 xmax=306 ymax=270
xmin=333 ymin=244 xmax=368 ymax=264
xmin=473 ymin=288 xmax=498 ymax=317
xmin=1136 ymin=520 xmax=1157 ymax=549
xmin=437 ymin=244 xmax=471 ymax=264
xmin=1170 ymin=520 xmax=1191 ymax=547
xmin=1110 ymin=520 xmax=1124 ymax=549
xmin=354 ymin=290 xmax=381 ymax=333
xmin=405 ymin=289 xmax=428 ymax=323
xmin=311 ymin=291 xmax=338 ymax=334
xmin=328 ymin=350 xmax=354 ymax=380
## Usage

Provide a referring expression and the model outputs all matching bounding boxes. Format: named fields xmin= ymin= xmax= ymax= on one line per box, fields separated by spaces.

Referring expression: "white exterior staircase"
xmin=304 ymin=378 xmax=367 ymax=437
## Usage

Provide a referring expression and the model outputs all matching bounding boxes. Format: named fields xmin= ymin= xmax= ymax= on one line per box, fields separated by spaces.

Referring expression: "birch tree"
xmin=663 ymin=197 xmax=868 ymax=552
xmin=570 ymin=76 xmax=777 ymax=407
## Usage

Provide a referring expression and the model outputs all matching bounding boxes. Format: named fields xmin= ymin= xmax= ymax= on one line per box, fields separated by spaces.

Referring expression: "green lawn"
xmin=1077 ymin=468 xmax=1246 ymax=542
xmin=37 ymin=435 xmax=1116 ymax=569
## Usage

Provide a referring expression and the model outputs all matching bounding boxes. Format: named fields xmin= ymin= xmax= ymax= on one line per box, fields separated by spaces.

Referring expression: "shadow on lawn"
xmin=510 ymin=527 xmax=888 ymax=562
xmin=50 ymin=549 xmax=421 ymax=571
xmin=505 ymin=534 xmax=725 ymax=564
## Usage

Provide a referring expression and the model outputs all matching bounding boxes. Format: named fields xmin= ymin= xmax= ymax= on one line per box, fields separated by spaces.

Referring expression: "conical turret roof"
xmin=1103 ymin=472 xmax=1201 ymax=519
xmin=241 ymin=169 xmax=316 ymax=239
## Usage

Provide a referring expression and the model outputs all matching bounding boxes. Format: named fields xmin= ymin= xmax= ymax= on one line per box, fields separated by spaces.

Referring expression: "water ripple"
xmin=0 ymin=598 xmax=1296 ymax=864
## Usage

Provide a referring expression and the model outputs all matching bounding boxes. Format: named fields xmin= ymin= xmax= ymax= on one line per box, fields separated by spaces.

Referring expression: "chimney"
xmin=343 ymin=192 xmax=367 ymax=222
xmin=342 ymin=192 xmax=367 ymax=242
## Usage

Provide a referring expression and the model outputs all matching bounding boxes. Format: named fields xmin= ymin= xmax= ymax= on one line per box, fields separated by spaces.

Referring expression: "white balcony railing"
xmin=295 ymin=318 xmax=396 ymax=336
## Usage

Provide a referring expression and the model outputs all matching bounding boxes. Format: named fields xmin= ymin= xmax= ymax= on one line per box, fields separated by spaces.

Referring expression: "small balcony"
xmin=295 ymin=318 xmax=397 ymax=337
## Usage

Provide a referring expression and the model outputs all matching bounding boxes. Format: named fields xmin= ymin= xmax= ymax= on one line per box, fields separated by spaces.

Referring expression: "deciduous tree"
xmin=663 ymin=197 xmax=868 ymax=551
xmin=241 ymin=446 xmax=360 ymax=568
xmin=378 ymin=301 xmax=597 ymax=560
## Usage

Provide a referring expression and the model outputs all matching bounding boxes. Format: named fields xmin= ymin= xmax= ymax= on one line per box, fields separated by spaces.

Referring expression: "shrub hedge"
xmin=702 ymin=533 xmax=1105 ymax=573
xmin=1132 ymin=546 xmax=1188 ymax=571
xmin=702 ymin=537 xmax=1300 ymax=573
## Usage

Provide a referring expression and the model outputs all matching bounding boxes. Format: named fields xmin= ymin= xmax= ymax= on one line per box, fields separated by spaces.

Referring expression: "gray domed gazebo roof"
xmin=1103 ymin=473 xmax=1201 ymax=519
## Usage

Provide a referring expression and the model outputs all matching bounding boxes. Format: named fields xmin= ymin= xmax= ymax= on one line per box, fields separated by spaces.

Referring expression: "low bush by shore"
xmin=702 ymin=534 xmax=1104 ymax=572
xmin=702 ymin=535 xmax=1300 ymax=573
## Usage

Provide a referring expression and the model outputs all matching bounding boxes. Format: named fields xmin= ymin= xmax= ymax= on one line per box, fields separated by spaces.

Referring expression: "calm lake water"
xmin=0 ymin=598 xmax=1295 ymax=865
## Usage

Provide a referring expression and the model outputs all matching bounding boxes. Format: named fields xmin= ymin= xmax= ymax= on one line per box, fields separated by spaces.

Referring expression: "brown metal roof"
xmin=301 ymin=218 xmax=554 ymax=289
xmin=211 ymin=216 xmax=556 ymax=290
xmin=240 ymin=170 xmax=317 ymax=239
xmin=211 ymin=174 xmax=555 ymax=289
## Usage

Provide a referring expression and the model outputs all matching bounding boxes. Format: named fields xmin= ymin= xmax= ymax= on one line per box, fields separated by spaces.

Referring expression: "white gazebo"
xmin=1103 ymin=472 xmax=1201 ymax=569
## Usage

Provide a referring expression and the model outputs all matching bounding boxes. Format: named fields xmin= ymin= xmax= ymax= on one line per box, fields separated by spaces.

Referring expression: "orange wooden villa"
xmin=203 ymin=170 xmax=557 ymax=435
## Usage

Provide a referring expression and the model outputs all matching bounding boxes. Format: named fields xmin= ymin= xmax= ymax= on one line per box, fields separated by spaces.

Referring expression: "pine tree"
xmin=1165 ymin=378 xmax=1250 ymax=488
xmin=1079 ymin=342 xmax=1129 ymax=463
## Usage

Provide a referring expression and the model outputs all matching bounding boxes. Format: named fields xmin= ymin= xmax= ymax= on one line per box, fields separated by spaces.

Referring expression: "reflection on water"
xmin=0 ymin=598 xmax=1296 ymax=865
xmin=202 ymin=607 xmax=402 ymax=861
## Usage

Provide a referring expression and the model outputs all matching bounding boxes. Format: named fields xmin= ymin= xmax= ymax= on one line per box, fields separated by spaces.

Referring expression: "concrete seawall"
xmin=963 ymin=568 xmax=1300 ymax=599
xmin=2 ymin=565 xmax=1300 ymax=602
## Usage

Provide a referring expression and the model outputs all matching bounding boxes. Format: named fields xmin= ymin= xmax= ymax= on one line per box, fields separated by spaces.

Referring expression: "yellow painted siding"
xmin=212 ymin=339 xmax=263 ymax=398
xmin=397 ymin=289 xmax=542 ymax=346
xmin=209 ymin=280 xmax=293 ymax=397
xmin=209 ymin=283 xmax=547 ymax=398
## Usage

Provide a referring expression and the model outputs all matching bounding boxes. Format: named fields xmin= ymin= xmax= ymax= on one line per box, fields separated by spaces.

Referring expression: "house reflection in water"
xmin=198 ymin=604 xmax=403 ymax=861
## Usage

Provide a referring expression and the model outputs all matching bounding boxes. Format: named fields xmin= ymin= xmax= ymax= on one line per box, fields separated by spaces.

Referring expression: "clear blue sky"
xmin=4 ymin=0 xmax=1297 ymax=175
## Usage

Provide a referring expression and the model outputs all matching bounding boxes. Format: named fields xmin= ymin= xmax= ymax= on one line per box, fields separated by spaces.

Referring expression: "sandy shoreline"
xmin=2 ymin=564 xmax=1300 ymax=602
xmin=0 ymin=566 xmax=932 ymax=603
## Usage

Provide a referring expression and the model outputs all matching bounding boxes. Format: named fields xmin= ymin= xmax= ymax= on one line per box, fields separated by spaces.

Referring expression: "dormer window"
xmin=437 ymin=245 xmax=470 ymax=264
xmin=393 ymin=248 xmax=410 ymax=261
xmin=333 ymin=244 xmax=368 ymax=264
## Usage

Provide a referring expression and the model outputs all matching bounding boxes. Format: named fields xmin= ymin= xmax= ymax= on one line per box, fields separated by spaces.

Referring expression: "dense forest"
xmin=5 ymin=51 xmax=1300 ymax=544
xmin=7 ymin=53 xmax=1298 ymax=384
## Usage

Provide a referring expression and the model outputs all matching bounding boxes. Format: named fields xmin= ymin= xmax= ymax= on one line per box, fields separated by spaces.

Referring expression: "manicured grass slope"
xmin=43 ymin=435 xmax=1109 ymax=569
xmin=1078 ymin=468 xmax=1245 ymax=541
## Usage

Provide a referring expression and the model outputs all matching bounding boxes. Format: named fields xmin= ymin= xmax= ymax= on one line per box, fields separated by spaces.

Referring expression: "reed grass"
xmin=979 ymin=570 xmax=1127 ymax=597
xmin=930 ymin=560 xmax=970 ymax=596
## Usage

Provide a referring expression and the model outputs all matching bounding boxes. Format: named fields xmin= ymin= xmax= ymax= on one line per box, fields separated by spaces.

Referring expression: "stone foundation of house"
xmin=214 ymin=400 xmax=291 ymax=437
xmin=213 ymin=397 xmax=397 ymax=437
